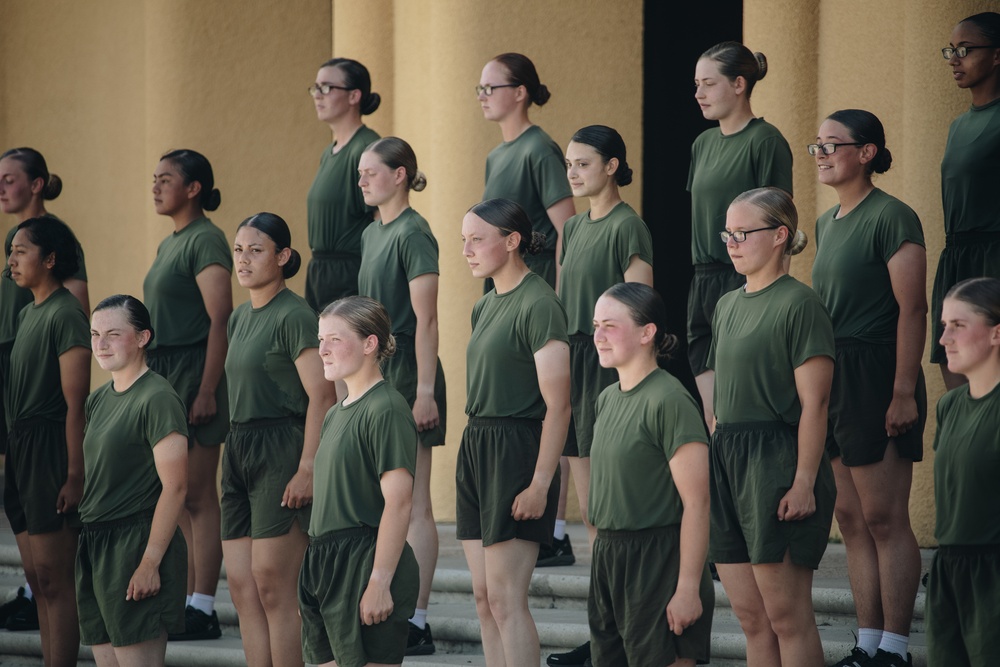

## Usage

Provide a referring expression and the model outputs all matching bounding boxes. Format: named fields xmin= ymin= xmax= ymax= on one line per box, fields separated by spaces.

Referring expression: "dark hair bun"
xmin=527 ymin=231 xmax=546 ymax=255
xmin=534 ymin=84 xmax=551 ymax=106
xmin=205 ymin=188 xmax=222 ymax=212
xmin=754 ymin=52 xmax=768 ymax=80
xmin=656 ymin=332 xmax=679 ymax=360
xmin=872 ymin=147 xmax=893 ymax=175
xmin=361 ymin=92 xmax=382 ymax=116
xmin=43 ymin=174 xmax=63 ymax=200
xmin=616 ymin=165 xmax=634 ymax=187
xmin=283 ymin=249 xmax=302 ymax=279
xmin=411 ymin=170 xmax=427 ymax=192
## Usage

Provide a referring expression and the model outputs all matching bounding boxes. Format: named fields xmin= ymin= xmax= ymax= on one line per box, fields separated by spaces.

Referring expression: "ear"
xmin=137 ymin=329 xmax=152 ymax=348
xmin=363 ymin=333 xmax=379 ymax=356
xmin=393 ymin=165 xmax=407 ymax=187
xmin=505 ymin=231 xmax=521 ymax=253
xmin=186 ymin=179 xmax=202 ymax=202
xmin=732 ymin=75 xmax=747 ymax=96
xmin=990 ymin=323 xmax=1000 ymax=347
xmin=29 ymin=177 xmax=45 ymax=196
xmin=348 ymin=88 xmax=363 ymax=107
xmin=639 ymin=322 xmax=657 ymax=346
xmin=858 ymin=144 xmax=877 ymax=166
xmin=605 ymin=157 xmax=619 ymax=177
xmin=513 ymin=84 xmax=528 ymax=105
xmin=275 ymin=246 xmax=292 ymax=267
xmin=773 ymin=225 xmax=790 ymax=249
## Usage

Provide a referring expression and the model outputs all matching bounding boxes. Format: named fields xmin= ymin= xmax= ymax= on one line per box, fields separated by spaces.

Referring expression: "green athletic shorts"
xmin=455 ymin=417 xmax=559 ymax=547
xmin=221 ymin=417 xmax=311 ymax=540
xmin=76 ymin=511 xmax=186 ymax=647
xmin=825 ymin=339 xmax=925 ymax=467
xmin=590 ymin=525 xmax=714 ymax=666
xmin=0 ymin=342 xmax=11 ymax=455
xmin=147 ymin=341 xmax=229 ymax=448
xmin=710 ymin=421 xmax=835 ymax=569
xmin=563 ymin=333 xmax=617 ymax=458
xmin=306 ymin=252 xmax=362 ymax=312
xmin=381 ymin=335 xmax=447 ymax=447
xmin=483 ymin=250 xmax=556 ymax=294
xmin=298 ymin=527 xmax=419 ymax=667
xmin=930 ymin=232 xmax=1000 ymax=364
xmin=4 ymin=418 xmax=80 ymax=535
xmin=687 ymin=263 xmax=744 ymax=376
xmin=926 ymin=544 xmax=1000 ymax=667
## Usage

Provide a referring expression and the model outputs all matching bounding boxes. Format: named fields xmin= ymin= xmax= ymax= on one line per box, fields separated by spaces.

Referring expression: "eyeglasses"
xmin=806 ymin=142 xmax=865 ymax=156
xmin=942 ymin=45 xmax=997 ymax=59
xmin=720 ymin=227 xmax=775 ymax=244
xmin=308 ymin=83 xmax=354 ymax=96
xmin=475 ymin=83 xmax=519 ymax=96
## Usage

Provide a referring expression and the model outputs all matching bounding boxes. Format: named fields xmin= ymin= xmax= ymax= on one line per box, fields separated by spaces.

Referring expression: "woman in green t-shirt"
xmin=79 ymin=295 xmax=188 ymax=666
xmin=928 ymin=277 xmax=1000 ymax=665
xmin=356 ymin=136 xmax=446 ymax=654
xmin=221 ymin=212 xmax=336 ymax=667
xmin=145 ymin=149 xmax=232 ymax=640
xmin=812 ymin=110 xmax=926 ymax=667
xmin=5 ymin=216 xmax=91 ymax=666
xmin=710 ymin=187 xmax=835 ymax=667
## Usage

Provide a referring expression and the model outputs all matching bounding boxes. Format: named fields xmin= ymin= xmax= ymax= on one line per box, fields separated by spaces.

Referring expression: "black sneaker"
xmin=546 ymin=641 xmax=590 ymax=666
xmin=830 ymin=646 xmax=873 ymax=667
xmin=866 ymin=649 xmax=912 ymax=667
xmin=405 ymin=621 xmax=435 ymax=656
xmin=4 ymin=593 xmax=38 ymax=631
xmin=537 ymin=535 xmax=575 ymax=567
xmin=0 ymin=588 xmax=33 ymax=627
xmin=168 ymin=606 xmax=222 ymax=641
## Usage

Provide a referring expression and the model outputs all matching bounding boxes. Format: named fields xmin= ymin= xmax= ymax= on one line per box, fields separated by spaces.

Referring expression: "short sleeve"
xmin=282 ymin=304 xmax=320 ymax=361
xmin=533 ymin=139 xmax=573 ymax=210
xmin=522 ymin=295 xmax=569 ymax=354
xmin=786 ymin=296 xmax=835 ymax=368
xmin=753 ymin=135 xmax=794 ymax=196
xmin=615 ymin=213 xmax=654 ymax=273
xmin=368 ymin=404 xmax=418 ymax=476
xmin=190 ymin=227 xmax=233 ymax=276
xmin=875 ymin=200 xmax=925 ymax=263
xmin=400 ymin=229 xmax=439 ymax=281
xmin=51 ymin=303 xmax=90 ymax=356
xmin=659 ymin=389 xmax=709 ymax=459
xmin=144 ymin=389 xmax=189 ymax=447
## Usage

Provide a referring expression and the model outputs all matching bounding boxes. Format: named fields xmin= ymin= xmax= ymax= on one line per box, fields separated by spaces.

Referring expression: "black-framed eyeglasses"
xmin=475 ymin=83 xmax=519 ymax=96
xmin=806 ymin=142 xmax=865 ymax=156
xmin=720 ymin=227 xmax=774 ymax=244
xmin=942 ymin=45 xmax=997 ymax=59
xmin=308 ymin=83 xmax=354 ymax=96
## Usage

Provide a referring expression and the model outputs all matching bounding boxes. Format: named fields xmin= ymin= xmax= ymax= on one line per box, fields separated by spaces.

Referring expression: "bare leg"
xmin=15 ymin=532 xmax=48 ymax=664
xmin=567 ymin=457 xmax=596 ymax=548
xmin=252 ymin=526 xmax=309 ymax=667
xmin=178 ymin=511 xmax=195 ymax=594
xmin=461 ymin=540 xmax=505 ymax=666
xmin=222 ymin=538 xmax=272 ymax=667
xmin=717 ymin=563 xmax=780 ymax=666
xmin=753 ymin=554 xmax=825 ymax=666
xmin=939 ymin=363 xmax=966 ymax=391
xmin=110 ymin=630 xmax=169 ymax=667
xmin=694 ymin=371 xmax=715 ymax=430
xmin=832 ymin=458 xmax=884 ymax=631
xmin=407 ymin=445 xmax=438 ymax=611
xmin=92 ymin=643 xmax=121 ymax=667
xmin=187 ymin=442 xmax=223 ymax=597
xmin=555 ymin=457 xmax=569 ymax=523
xmin=483 ymin=539 xmax=542 ymax=667
xmin=20 ymin=528 xmax=80 ymax=667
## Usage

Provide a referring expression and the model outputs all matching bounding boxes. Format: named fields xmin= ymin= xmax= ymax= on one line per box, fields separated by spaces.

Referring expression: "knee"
xmin=862 ymin=505 xmax=909 ymax=543
xmin=834 ymin=504 xmax=868 ymax=539
xmin=766 ymin=606 xmax=812 ymax=640
xmin=31 ymin=562 xmax=68 ymax=599
xmin=734 ymin=610 xmax=775 ymax=640
xmin=486 ymin=589 xmax=524 ymax=626
xmin=472 ymin=588 xmax=494 ymax=623
xmin=185 ymin=485 xmax=220 ymax=514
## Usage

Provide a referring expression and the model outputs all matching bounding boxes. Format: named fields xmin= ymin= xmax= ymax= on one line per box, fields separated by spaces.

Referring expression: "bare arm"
xmin=511 ymin=339 xmax=570 ymax=520
xmin=57 ymin=346 xmax=91 ymax=514
xmin=63 ymin=278 xmax=90 ymax=314
xmin=548 ymin=197 xmax=575 ymax=290
xmin=780 ymin=355 xmax=834 ymax=521
xmin=885 ymin=241 xmax=927 ymax=437
xmin=622 ymin=255 xmax=653 ymax=287
xmin=666 ymin=441 xmax=710 ymax=635
xmin=127 ymin=432 xmax=188 ymax=601
xmin=360 ymin=467 xmax=414 ymax=625
xmin=282 ymin=348 xmax=338 ymax=509
xmin=190 ymin=264 xmax=233 ymax=426
xmin=408 ymin=273 xmax=440 ymax=432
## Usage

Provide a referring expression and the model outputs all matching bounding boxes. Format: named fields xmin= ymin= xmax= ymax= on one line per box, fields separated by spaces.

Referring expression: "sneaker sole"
xmin=536 ymin=555 xmax=576 ymax=567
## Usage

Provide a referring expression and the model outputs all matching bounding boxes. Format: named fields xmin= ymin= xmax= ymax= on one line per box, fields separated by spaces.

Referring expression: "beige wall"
xmin=745 ymin=0 xmax=994 ymax=544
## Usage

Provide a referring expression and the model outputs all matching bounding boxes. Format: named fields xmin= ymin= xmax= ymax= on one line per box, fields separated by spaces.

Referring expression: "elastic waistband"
xmin=311 ymin=251 xmax=359 ymax=260
xmin=230 ymin=416 xmax=305 ymax=432
xmin=714 ymin=420 xmax=792 ymax=433
xmin=945 ymin=232 xmax=1000 ymax=248
xmin=10 ymin=417 xmax=61 ymax=433
xmin=309 ymin=526 xmax=377 ymax=545
xmin=147 ymin=340 xmax=207 ymax=357
xmin=83 ymin=509 xmax=155 ymax=533
xmin=694 ymin=262 xmax=736 ymax=273
xmin=466 ymin=416 xmax=542 ymax=429
xmin=938 ymin=543 xmax=1000 ymax=556
xmin=597 ymin=525 xmax=677 ymax=541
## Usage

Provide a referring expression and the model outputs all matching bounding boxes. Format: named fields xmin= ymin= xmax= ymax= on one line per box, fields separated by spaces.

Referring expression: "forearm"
xmin=370 ymin=496 xmax=411 ymax=587
xmin=893 ymin=306 xmax=926 ymax=397
xmin=144 ymin=478 xmax=187 ymax=567
xmin=676 ymin=497 xmax=710 ymax=594
xmin=65 ymin=404 xmax=86 ymax=478
xmin=414 ymin=315 xmax=438 ymax=398
xmin=299 ymin=399 xmax=326 ymax=473
xmin=199 ymin=318 xmax=228 ymax=395
xmin=794 ymin=402 xmax=827 ymax=486
xmin=533 ymin=402 xmax=570 ymax=490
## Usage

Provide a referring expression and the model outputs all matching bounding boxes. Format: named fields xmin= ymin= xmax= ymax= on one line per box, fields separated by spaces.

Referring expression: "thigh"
xmin=187 ymin=443 xmax=221 ymax=493
xmin=849 ymin=443 xmax=914 ymax=524
xmin=483 ymin=539 xmax=539 ymax=605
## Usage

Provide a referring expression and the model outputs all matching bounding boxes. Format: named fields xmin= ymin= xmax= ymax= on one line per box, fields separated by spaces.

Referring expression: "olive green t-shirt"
xmin=2 ymin=217 xmax=88 ymax=345
xmin=143 ymin=216 xmax=232 ymax=349
xmin=309 ymin=380 xmax=417 ymax=537
xmin=558 ymin=202 xmax=654 ymax=335
xmin=589 ymin=369 xmax=708 ymax=531
xmin=812 ymin=188 xmax=925 ymax=343
xmin=357 ymin=208 xmax=438 ymax=336
xmin=225 ymin=289 xmax=318 ymax=423
xmin=306 ymin=125 xmax=380 ymax=256
xmin=5 ymin=287 xmax=89 ymax=423
xmin=709 ymin=275 xmax=834 ymax=425
xmin=687 ymin=118 xmax=793 ymax=265
xmin=941 ymin=97 xmax=1000 ymax=235
xmin=933 ymin=382 xmax=1000 ymax=545
xmin=466 ymin=272 xmax=568 ymax=419
xmin=483 ymin=125 xmax=572 ymax=255
xmin=79 ymin=370 xmax=188 ymax=523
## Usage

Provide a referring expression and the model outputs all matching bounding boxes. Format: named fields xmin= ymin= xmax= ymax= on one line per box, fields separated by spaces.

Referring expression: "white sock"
xmin=185 ymin=594 xmax=192 ymax=607
xmin=409 ymin=608 xmax=427 ymax=629
xmin=553 ymin=519 xmax=567 ymax=541
xmin=190 ymin=593 xmax=215 ymax=615
xmin=857 ymin=628 xmax=882 ymax=657
xmin=22 ymin=583 xmax=32 ymax=600
xmin=878 ymin=631 xmax=909 ymax=658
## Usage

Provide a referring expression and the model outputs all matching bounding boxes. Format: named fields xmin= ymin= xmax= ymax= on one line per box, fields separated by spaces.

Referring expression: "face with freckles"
xmin=318 ymin=314 xmax=376 ymax=383
xmin=592 ymin=295 xmax=654 ymax=370
xmin=939 ymin=297 xmax=1000 ymax=376
xmin=91 ymin=307 xmax=150 ymax=374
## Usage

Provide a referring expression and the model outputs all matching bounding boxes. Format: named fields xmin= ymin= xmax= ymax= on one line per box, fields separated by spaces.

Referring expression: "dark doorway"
xmin=644 ymin=0 xmax=743 ymax=406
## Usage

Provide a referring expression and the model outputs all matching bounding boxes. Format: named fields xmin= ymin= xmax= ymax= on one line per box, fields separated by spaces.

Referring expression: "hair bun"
xmin=754 ymin=52 xmax=768 ymax=80
xmin=361 ymin=92 xmax=382 ymax=116
xmin=617 ymin=164 xmax=634 ymax=187
xmin=872 ymin=147 xmax=893 ymax=174
xmin=527 ymin=231 xmax=546 ymax=255
xmin=283 ymin=248 xmax=302 ymax=279
xmin=411 ymin=170 xmax=427 ymax=192
xmin=534 ymin=83 xmax=551 ymax=106
xmin=205 ymin=188 xmax=222 ymax=212
xmin=43 ymin=173 xmax=63 ymax=200
xmin=787 ymin=229 xmax=808 ymax=256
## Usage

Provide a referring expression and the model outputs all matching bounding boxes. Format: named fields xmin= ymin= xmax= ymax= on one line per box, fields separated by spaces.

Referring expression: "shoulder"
xmin=869 ymin=189 xmax=919 ymax=220
xmin=691 ymin=127 xmax=718 ymax=151
xmin=748 ymin=118 xmax=789 ymax=142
